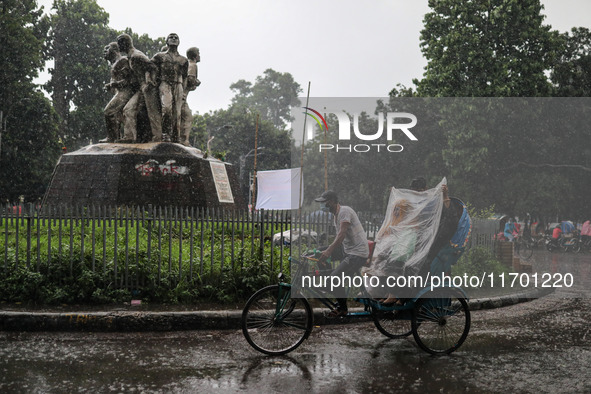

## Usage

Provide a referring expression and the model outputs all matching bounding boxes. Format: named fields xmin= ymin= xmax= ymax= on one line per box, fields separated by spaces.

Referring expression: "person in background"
xmin=409 ymin=177 xmax=427 ymax=192
xmin=523 ymin=215 xmax=532 ymax=239
xmin=513 ymin=221 xmax=521 ymax=239
xmin=581 ymin=220 xmax=591 ymax=245
xmin=552 ymin=225 xmax=562 ymax=240
xmin=504 ymin=218 xmax=516 ymax=241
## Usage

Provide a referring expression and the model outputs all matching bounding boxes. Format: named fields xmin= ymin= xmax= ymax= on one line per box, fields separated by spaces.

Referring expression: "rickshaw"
xmin=241 ymin=248 xmax=470 ymax=356
xmin=241 ymin=186 xmax=472 ymax=356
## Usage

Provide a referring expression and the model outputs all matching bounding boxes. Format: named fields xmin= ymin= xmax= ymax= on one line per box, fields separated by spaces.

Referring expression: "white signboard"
xmin=209 ymin=161 xmax=234 ymax=203
xmin=256 ymin=168 xmax=303 ymax=210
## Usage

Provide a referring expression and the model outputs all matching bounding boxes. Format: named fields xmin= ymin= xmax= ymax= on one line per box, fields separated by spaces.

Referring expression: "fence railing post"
xmin=0 ymin=205 xmax=506 ymax=300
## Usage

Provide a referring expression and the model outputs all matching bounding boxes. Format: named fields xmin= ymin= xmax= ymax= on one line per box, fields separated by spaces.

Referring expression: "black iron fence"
xmin=0 ymin=204 xmax=494 ymax=289
xmin=0 ymin=204 xmax=380 ymax=288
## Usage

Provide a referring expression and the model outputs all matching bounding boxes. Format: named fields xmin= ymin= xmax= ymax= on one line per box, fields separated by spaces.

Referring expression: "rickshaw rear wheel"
xmin=411 ymin=287 xmax=470 ymax=355
xmin=372 ymin=308 xmax=413 ymax=338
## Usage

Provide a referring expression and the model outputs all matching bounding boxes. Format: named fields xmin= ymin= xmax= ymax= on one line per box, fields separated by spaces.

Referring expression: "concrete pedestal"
xmin=43 ymin=142 xmax=246 ymax=209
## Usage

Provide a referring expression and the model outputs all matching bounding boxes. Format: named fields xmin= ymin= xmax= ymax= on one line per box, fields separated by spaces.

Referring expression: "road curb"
xmin=468 ymin=286 xmax=555 ymax=310
xmin=0 ymin=310 xmax=244 ymax=332
xmin=0 ymin=287 xmax=554 ymax=332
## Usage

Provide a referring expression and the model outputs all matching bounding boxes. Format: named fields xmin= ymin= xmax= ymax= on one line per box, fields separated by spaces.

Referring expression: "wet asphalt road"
xmin=1 ymin=251 xmax=590 ymax=393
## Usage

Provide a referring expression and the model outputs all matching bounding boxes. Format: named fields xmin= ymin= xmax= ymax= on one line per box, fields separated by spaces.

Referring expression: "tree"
xmin=202 ymin=107 xmax=291 ymax=168
xmin=407 ymin=0 xmax=591 ymax=218
xmin=0 ymin=91 xmax=61 ymax=202
xmin=0 ymin=0 xmax=49 ymax=113
xmin=45 ymin=0 xmax=112 ymax=150
xmin=415 ymin=0 xmax=559 ymax=97
xmin=199 ymin=106 xmax=292 ymax=202
xmin=300 ymin=100 xmax=452 ymax=214
xmin=197 ymin=69 xmax=300 ymax=200
xmin=301 ymin=111 xmax=388 ymax=212
xmin=0 ymin=0 xmax=60 ymax=202
xmin=230 ymin=69 xmax=302 ymax=129
xmin=551 ymin=27 xmax=591 ymax=96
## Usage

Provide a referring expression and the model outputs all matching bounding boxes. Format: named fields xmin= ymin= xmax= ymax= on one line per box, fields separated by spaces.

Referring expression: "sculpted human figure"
xmin=152 ymin=33 xmax=189 ymax=142
xmin=102 ymin=42 xmax=133 ymax=142
xmin=117 ymin=33 xmax=163 ymax=142
xmin=179 ymin=47 xmax=201 ymax=146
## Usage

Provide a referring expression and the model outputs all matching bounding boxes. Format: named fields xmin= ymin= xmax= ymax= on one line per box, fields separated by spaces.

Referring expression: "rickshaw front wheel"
xmin=242 ymin=285 xmax=313 ymax=356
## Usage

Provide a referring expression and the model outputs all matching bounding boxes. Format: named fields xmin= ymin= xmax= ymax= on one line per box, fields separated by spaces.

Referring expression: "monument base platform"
xmin=43 ymin=142 xmax=246 ymax=209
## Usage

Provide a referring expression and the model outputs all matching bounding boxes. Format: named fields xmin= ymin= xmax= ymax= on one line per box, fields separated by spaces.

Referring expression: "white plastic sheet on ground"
xmin=255 ymin=168 xmax=303 ymax=210
xmin=364 ymin=178 xmax=446 ymax=277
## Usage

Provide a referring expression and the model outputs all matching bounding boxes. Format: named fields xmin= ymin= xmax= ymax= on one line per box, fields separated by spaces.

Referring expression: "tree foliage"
xmin=230 ymin=69 xmax=302 ymax=129
xmin=0 ymin=92 xmax=61 ymax=202
xmin=0 ymin=0 xmax=49 ymax=109
xmin=0 ymin=0 xmax=60 ymax=202
xmin=405 ymin=0 xmax=591 ymax=220
xmin=45 ymin=0 xmax=112 ymax=150
xmin=198 ymin=106 xmax=291 ymax=201
xmin=416 ymin=0 xmax=559 ymax=97
xmin=551 ymin=27 xmax=591 ymax=96
xmin=297 ymin=1 xmax=590 ymax=221
xmin=194 ymin=69 xmax=299 ymax=201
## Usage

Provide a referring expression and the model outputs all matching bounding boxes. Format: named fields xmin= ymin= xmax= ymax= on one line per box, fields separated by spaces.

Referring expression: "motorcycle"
xmin=534 ymin=235 xmax=547 ymax=249
xmin=545 ymin=236 xmax=560 ymax=252
xmin=560 ymin=233 xmax=582 ymax=253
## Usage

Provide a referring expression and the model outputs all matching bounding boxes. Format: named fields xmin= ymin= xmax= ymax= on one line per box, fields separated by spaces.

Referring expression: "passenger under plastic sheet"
xmin=363 ymin=178 xmax=471 ymax=301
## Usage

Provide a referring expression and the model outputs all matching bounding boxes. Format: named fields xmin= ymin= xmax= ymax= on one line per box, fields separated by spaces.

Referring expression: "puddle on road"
xmin=2 ymin=297 xmax=591 ymax=393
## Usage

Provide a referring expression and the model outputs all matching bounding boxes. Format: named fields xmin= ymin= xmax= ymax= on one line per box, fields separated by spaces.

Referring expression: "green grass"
xmin=0 ymin=217 xmax=290 ymax=305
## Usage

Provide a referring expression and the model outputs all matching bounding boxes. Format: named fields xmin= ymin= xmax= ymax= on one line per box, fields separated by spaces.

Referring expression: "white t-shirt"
xmin=335 ymin=205 xmax=370 ymax=258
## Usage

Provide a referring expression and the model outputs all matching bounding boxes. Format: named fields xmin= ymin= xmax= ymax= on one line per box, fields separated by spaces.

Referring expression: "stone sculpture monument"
xmin=102 ymin=42 xmax=133 ymax=143
xmin=180 ymin=47 xmax=201 ymax=146
xmin=43 ymin=34 xmax=245 ymax=210
xmin=152 ymin=33 xmax=188 ymax=143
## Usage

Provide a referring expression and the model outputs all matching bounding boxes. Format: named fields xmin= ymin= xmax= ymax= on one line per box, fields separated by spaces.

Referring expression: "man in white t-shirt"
xmin=316 ymin=190 xmax=369 ymax=317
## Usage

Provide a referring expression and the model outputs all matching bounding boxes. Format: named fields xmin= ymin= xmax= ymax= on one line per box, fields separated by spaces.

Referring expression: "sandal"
xmin=380 ymin=295 xmax=403 ymax=306
xmin=326 ymin=309 xmax=348 ymax=318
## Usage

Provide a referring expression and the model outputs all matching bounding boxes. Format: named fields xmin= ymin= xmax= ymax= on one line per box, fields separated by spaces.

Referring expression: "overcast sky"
xmin=36 ymin=0 xmax=591 ymax=114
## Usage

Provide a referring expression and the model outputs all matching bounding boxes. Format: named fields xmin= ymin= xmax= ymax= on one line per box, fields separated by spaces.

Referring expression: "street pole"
xmin=240 ymin=147 xmax=264 ymax=202
xmin=239 ymin=154 xmax=246 ymax=192
xmin=0 ymin=110 xmax=3 ymax=158
xmin=251 ymin=114 xmax=259 ymax=212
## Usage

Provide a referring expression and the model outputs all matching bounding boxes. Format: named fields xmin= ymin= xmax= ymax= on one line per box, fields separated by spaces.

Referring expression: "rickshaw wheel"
xmin=372 ymin=308 xmax=412 ymax=338
xmin=411 ymin=287 xmax=470 ymax=355
xmin=242 ymin=285 xmax=313 ymax=356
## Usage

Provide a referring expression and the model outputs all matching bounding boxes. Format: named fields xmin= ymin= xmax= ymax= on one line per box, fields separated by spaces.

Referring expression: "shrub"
xmin=452 ymin=246 xmax=508 ymax=277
